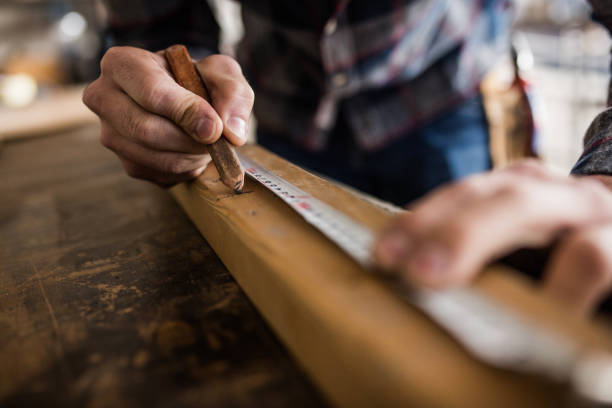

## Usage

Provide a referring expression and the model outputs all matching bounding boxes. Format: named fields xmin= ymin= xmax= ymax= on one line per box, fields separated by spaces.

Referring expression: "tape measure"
xmin=238 ymin=153 xmax=612 ymax=403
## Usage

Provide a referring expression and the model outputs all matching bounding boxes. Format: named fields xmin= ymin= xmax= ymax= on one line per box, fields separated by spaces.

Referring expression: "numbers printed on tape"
xmin=242 ymin=158 xmax=374 ymax=267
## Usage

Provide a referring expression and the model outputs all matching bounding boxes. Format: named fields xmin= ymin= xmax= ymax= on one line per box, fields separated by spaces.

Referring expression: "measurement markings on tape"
xmin=237 ymin=153 xmax=612 ymax=400
xmin=241 ymin=155 xmax=374 ymax=267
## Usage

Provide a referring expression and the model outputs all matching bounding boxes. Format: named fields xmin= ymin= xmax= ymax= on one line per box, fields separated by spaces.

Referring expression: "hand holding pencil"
xmin=83 ymin=45 xmax=253 ymax=189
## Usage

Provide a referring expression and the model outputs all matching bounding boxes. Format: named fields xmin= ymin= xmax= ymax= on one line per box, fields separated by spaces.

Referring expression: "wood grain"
xmin=0 ymin=126 xmax=326 ymax=408
xmin=171 ymin=144 xmax=612 ymax=408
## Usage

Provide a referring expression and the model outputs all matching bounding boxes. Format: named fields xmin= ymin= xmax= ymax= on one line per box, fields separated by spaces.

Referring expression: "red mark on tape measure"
xmin=298 ymin=202 xmax=311 ymax=210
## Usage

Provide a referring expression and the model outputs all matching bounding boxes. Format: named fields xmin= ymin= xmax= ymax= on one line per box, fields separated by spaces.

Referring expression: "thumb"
xmin=196 ymin=54 xmax=254 ymax=146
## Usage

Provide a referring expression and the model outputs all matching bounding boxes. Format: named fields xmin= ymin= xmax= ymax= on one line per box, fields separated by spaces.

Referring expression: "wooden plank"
xmin=0 ymin=86 xmax=97 ymax=141
xmin=170 ymin=144 xmax=612 ymax=408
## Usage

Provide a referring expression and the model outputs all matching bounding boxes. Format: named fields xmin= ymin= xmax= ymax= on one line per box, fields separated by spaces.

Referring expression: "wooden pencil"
xmin=164 ymin=44 xmax=244 ymax=193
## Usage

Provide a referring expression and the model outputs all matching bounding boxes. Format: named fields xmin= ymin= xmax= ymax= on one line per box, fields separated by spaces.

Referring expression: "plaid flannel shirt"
xmin=572 ymin=0 xmax=612 ymax=176
xmin=104 ymin=0 xmax=513 ymax=151
xmin=103 ymin=0 xmax=612 ymax=176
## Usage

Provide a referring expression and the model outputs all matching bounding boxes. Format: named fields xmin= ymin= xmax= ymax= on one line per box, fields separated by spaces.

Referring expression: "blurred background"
xmin=0 ymin=0 xmax=609 ymax=173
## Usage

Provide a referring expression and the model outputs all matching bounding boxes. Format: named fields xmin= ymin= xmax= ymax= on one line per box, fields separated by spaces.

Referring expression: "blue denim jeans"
xmin=258 ymin=95 xmax=491 ymax=206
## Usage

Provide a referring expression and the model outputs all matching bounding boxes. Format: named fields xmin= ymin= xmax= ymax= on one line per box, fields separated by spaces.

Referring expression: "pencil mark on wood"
xmin=214 ymin=190 xmax=254 ymax=201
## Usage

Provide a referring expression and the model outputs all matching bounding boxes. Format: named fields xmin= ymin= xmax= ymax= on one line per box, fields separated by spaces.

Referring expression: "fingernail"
xmin=226 ymin=116 xmax=247 ymax=141
xmin=195 ymin=117 xmax=216 ymax=142
xmin=409 ymin=243 xmax=449 ymax=281
xmin=376 ymin=230 xmax=412 ymax=269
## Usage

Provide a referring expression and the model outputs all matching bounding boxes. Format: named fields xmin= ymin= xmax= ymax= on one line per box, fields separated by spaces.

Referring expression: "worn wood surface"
xmin=0 ymin=126 xmax=327 ymax=408
xmin=172 ymin=144 xmax=612 ymax=408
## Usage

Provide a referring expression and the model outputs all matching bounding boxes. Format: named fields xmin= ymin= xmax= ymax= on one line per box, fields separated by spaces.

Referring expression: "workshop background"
xmin=0 ymin=0 xmax=609 ymax=170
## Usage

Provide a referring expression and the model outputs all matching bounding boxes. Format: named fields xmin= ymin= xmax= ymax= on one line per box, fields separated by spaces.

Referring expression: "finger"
xmin=376 ymin=176 xmax=612 ymax=288
xmin=543 ymin=224 xmax=612 ymax=315
xmin=119 ymin=158 xmax=208 ymax=187
xmin=402 ymin=188 xmax=539 ymax=287
xmin=375 ymin=169 xmax=534 ymax=270
xmin=499 ymin=159 xmax=564 ymax=180
xmin=404 ymin=171 xmax=514 ymax=228
xmin=99 ymin=123 xmax=210 ymax=176
xmin=196 ymin=55 xmax=254 ymax=145
xmin=99 ymin=46 xmax=223 ymax=144
xmin=86 ymin=80 xmax=208 ymax=154
xmin=405 ymin=160 xmax=558 ymax=227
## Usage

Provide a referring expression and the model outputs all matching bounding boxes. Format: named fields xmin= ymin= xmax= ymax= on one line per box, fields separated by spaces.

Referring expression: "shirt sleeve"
xmin=103 ymin=0 xmax=220 ymax=57
xmin=571 ymin=108 xmax=612 ymax=176
xmin=571 ymin=1 xmax=612 ymax=176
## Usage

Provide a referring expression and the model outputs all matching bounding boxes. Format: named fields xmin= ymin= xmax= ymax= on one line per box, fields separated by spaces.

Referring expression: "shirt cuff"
xmin=571 ymin=108 xmax=612 ymax=176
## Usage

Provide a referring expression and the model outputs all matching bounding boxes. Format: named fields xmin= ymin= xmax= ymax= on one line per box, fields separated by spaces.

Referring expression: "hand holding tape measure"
xmin=240 ymin=153 xmax=612 ymax=404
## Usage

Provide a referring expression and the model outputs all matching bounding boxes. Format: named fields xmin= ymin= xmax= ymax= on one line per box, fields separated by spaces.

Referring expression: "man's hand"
xmin=83 ymin=46 xmax=254 ymax=187
xmin=374 ymin=160 xmax=612 ymax=315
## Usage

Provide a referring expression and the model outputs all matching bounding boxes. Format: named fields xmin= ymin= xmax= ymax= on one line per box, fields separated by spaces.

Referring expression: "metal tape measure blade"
xmin=240 ymin=154 xmax=374 ymax=267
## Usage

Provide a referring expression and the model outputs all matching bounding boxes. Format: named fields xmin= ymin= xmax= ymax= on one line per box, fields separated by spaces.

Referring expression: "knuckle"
xmin=142 ymin=81 xmax=201 ymax=129
xmin=221 ymin=79 xmax=242 ymax=96
xmin=246 ymin=85 xmax=255 ymax=104
xmin=497 ymin=182 xmax=527 ymax=202
xmin=506 ymin=159 xmax=547 ymax=176
xmin=210 ymin=78 xmax=254 ymax=114
xmin=235 ymin=81 xmax=255 ymax=105
xmin=99 ymin=129 xmax=115 ymax=150
xmin=130 ymin=115 xmax=156 ymax=143
xmin=202 ymin=54 xmax=243 ymax=75
xmin=82 ymin=83 xmax=94 ymax=107
xmin=567 ymin=233 xmax=612 ymax=284
xmin=455 ymin=177 xmax=483 ymax=197
xmin=173 ymin=95 xmax=203 ymax=130
xmin=100 ymin=46 xmax=123 ymax=73
xmin=445 ymin=221 xmax=470 ymax=245
xmin=509 ymin=158 xmax=540 ymax=171
xmin=140 ymin=79 xmax=168 ymax=109
xmin=82 ymin=81 xmax=102 ymax=112
xmin=160 ymin=156 xmax=189 ymax=175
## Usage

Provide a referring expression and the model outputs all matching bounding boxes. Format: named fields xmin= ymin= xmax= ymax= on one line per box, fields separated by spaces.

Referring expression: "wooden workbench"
xmin=0 ymin=126 xmax=327 ymax=408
